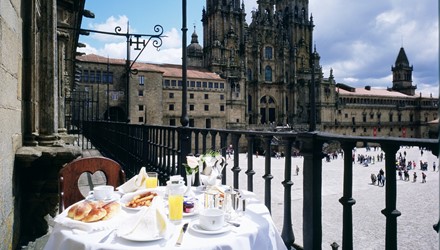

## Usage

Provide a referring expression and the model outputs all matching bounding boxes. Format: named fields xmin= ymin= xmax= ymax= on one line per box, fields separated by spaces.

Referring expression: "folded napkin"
xmin=117 ymin=167 xmax=149 ymax=193
xmin=117 ymin=196 xmax=170 ymax=240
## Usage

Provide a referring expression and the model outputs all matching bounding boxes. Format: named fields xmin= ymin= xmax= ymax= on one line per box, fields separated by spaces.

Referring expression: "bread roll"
xmin=81 ymin=207 xmax=107 ymax=222
xmin=101 ymin=201 xmax=121 ymax=221
xmin=67 ymin=203 xmax=78 ymax=218
xmin=73 ymin=202 xmax=93 ymax=221
xmin=67 ymin=200 xmax=120 ymax=222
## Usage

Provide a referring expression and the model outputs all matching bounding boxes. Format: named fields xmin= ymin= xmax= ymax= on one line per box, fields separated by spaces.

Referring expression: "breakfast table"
xmin=44 ymin=186 xmax=287 ymax=250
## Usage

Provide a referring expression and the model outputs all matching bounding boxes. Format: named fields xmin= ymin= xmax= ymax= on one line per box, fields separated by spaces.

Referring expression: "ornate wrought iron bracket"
xmin=78 ymin=24 xmax=165 ymax=75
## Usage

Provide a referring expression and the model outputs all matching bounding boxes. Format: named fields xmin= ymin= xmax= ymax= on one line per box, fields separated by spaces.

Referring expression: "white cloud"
xmin=87 ymin=15 xmax=130 ymax=44
xmin=161 ymin=28 xmax=181 ymax=49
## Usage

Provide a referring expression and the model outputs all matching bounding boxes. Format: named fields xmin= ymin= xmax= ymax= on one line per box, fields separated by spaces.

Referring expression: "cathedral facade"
xmin=194 ymin=0 xmax=437 ymax=138
xmin=199 ymin=0 xmax=324 ymax=129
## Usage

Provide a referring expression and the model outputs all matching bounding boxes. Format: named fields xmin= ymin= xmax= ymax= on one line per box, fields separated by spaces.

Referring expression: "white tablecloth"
xmin=44 ymin=189 xmax=287 ymax=250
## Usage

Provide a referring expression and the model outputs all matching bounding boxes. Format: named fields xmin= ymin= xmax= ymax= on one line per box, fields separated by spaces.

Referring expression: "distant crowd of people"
xmin=371 ymin=147 xmax=436 ymax=186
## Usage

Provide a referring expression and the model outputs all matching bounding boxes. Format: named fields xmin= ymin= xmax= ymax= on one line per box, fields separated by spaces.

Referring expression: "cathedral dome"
xmin=187 ymin=30 xmax=203 ymax=55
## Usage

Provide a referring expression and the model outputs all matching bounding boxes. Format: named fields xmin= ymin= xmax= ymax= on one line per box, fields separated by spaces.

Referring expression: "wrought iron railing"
xmin=82 ymin=120 xmax=438 ymax=250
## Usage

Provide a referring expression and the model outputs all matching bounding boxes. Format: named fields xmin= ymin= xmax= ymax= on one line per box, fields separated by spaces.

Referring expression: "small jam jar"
xmin=183 ymin=200 xmax=194 ymax=213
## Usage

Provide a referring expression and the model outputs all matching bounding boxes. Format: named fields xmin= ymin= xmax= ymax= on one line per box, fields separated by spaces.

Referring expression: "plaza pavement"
xmin=223 ymin=147 xmax=439 ymax=249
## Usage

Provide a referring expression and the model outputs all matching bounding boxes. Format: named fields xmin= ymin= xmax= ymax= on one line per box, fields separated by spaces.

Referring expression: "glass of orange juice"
xmin=146 ymin=172 xmax=158 ymax=188
xmin=168 ymin=181 xmax=184 ymax=222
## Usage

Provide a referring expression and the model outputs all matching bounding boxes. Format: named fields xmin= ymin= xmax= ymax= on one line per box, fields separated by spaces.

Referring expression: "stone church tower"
xmin=391 ymin=47 xmax=416 ymax=96
xmin=201 ymin=0 xmax=247 ymax=129
xmin=202 ymin=0 xmax=325 ymax=129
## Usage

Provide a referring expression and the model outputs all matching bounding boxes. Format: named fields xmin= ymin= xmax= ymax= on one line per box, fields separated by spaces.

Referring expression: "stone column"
xmin=37 ymin=0 xmax=59 ymax=146
xmin=57 ymin=31 xmax=69 ymax=135
xmin=22 ymin=0 xmax=38 ymax=146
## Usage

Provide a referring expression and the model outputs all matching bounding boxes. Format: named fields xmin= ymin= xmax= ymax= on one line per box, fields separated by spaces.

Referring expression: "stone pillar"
xmin=57 ymin=31 xmax=69 ymax=135
xmin=37 ymin=0 xmax=59 ymax=146
xmin=22 ymin=0 xmax=38 ymax=146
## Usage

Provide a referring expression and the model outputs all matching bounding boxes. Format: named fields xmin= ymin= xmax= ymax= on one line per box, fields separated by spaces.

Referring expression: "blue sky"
xmin=79 ymin=0 xmax=439 ymax=97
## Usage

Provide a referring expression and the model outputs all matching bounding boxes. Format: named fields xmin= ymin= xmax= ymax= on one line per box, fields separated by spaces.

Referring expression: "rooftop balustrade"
xmin=82 ymin=120 xmax=438 ymax=250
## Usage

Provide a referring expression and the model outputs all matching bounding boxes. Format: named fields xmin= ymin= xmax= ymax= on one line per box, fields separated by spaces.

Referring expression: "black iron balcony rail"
xmin=82 ymin=120 xmax=438 ymax=250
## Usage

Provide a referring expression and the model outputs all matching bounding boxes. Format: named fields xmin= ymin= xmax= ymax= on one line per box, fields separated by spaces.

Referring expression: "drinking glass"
xmin=168 ymin=182 xmax=184 ymax=222
xmin=146 ymin=172 xmax=158 ymax=188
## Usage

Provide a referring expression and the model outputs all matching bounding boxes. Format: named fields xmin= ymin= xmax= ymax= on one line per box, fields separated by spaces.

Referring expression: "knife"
xmin=175 ymin=222 xmax=189 ymax=247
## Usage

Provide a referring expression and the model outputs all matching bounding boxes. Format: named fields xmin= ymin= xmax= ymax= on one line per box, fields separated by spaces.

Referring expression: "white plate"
xmin=85 ymin=193 xmax=120 ymax=202
xmin=120 ymin=189 xmax=162 ymax=211
xmin=118 ymin=233 xmax=164 ymax=242
xmin=190 ymin=222 xmax=231 ymax=235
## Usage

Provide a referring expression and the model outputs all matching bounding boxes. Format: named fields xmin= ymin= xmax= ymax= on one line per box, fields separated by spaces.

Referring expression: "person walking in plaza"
xmin=421 ymin=172 xmax=426 ymax=183
xmin=403 ymin=169 xmax=410 ymax=181
xmin=377 ymin=169 xmax=385 ymax=186
xmin=413 ymin=172 xmax=417 ymax=183
xmin=433 ymin=162 xmax=436 ymax=172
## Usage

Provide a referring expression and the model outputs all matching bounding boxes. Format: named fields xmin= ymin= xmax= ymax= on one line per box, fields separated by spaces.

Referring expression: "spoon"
xmin=227 ymin=221 xmax=240 ymax=227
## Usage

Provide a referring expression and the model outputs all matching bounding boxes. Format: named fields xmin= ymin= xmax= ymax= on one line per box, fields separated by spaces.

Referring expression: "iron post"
xmin=106 ymin=57 xmax=110 ymax=120
xmin=179 ymin=0 xmax=191 ymax=179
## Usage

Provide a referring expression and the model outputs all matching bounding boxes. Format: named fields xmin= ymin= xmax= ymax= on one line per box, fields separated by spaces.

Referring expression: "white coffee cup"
xmin=199 ymin=208 xmax=225 ymax=231
xmin=90 ymin=185 xmax=114 ymax=200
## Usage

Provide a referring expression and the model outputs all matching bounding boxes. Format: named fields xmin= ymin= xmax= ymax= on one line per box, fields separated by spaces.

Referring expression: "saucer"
xmin=190 ymin=222 xmax=230 ymax=235
xmin=85 ymin=193 xmax=120 ymax=202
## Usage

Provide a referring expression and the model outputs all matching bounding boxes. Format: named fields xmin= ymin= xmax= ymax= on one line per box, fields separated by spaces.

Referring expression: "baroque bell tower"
xmin=391 ymin=47 xmax=416 ymax=96
xmin=202 ymin=0 xmax=247 ymax=129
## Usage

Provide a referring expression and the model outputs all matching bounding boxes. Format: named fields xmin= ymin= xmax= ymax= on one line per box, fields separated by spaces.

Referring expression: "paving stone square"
xmin=224 ymin=146 xmax=439 ymax=249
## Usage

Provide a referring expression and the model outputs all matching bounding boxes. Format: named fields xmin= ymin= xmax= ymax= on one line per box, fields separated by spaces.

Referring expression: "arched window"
xmin=265 ymin=65 xmax=272 ymax=82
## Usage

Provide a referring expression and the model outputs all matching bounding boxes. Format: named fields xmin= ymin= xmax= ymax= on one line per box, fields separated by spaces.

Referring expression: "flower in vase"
xmin=185 ymin=155 xmax=200 ymax=174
